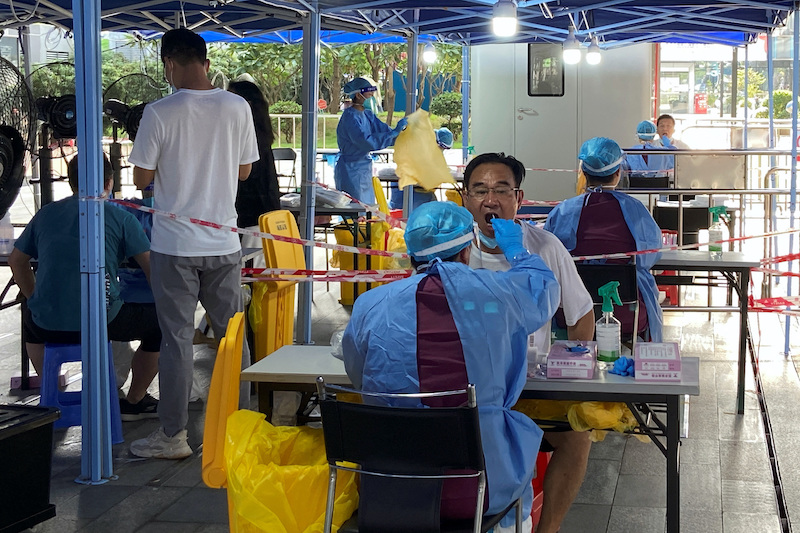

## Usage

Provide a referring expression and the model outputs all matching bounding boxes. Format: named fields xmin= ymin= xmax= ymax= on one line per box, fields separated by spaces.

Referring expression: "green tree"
xmin=271 ymin=100 xmax=302 ymax=143
xmin=736 ymin=68 xmax=766 ymax=109
xmin=430 ymin=91 xmax=462 ymax=138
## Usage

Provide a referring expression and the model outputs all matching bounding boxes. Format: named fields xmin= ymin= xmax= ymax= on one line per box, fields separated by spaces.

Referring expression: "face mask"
xmin=478 ymin=230 xmax=498 ymax=250
xmin=362 ymin=96 xmax=379 ymax=114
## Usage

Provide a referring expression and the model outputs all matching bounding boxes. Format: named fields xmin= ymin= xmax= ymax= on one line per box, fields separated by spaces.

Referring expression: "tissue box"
xmin=635 ymin=342 xmax=682 ymax=382
xmin=546 ymin=341 xmax=596 ymax=379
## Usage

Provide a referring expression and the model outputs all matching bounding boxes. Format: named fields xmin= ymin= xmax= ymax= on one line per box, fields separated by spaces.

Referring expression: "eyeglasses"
xmin=465 ymin=186 xmax=520 ymax=201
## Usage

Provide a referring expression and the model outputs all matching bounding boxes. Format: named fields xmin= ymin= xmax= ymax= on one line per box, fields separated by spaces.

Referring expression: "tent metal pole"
xmin=786 ymin=6 xmax=799 ymax=356
xmin=768 ymin=30 xmax=778 ymax=294
xmin=743 ymin=45 xmax=748 ymax=148
xmin=297 ymin=0 xmax=320 ymax=344
xmin=73 ymin=0 xmax=114 ymax=484
xmin=403 ymin=30 xmax=419 ymax=218
xmin=462 ymin=44 xmax=470 ymax=165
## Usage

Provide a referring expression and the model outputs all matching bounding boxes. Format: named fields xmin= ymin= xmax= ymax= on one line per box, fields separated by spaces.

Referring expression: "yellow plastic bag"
xmin=225 ymin=410 xmax=359 ymax=532
xmin=394 ymin=109 xmax=455 ymax=191
xmin=514 ymin=399 xmax=645 ymax=442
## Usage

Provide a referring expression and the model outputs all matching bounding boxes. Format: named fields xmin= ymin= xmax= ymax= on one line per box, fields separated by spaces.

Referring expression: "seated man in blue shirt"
xmin=343 ymin=201 xmax=559 ymax=532
xmin=9 ymin=155 xmax=162 ymax=420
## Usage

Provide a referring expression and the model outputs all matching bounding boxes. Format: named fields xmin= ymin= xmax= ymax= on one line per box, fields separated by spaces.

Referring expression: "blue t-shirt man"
xmin=15 ymin=196 xmax=150 ymax=330
xmin=9 ymin=154 xmax=162 ymax=421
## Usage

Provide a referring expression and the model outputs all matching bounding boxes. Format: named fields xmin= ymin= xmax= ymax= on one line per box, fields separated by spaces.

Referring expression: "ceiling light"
xmin=563 ymin=25 xmax=581 ymax=65
xmin=492 ymin=0 xmax=518 ymax=37
xmin=586 ymin=36 xmax=601 ymax=65
xmin=422 ymin=43 xmax=437 ymax=63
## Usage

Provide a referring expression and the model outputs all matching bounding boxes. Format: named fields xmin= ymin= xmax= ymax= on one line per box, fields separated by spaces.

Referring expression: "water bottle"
xmin=0 ymin=212 xmax=14 ymax=255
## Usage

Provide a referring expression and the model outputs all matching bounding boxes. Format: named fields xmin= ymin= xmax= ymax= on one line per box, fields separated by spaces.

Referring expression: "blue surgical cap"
xmin=435 ymin=127 xmax=454 ymax=149
xmin=636 ymin=120 xmax=657 ymax=140
xmin=579 ymin=137 xmax=624 ymax=177
xmin=343 ymin=77 xmax=377 ymax=97
xmin=405 ymin=202 xmax=474 ymax=262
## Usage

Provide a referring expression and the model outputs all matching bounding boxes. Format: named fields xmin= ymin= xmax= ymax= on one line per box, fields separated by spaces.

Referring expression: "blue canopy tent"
xmin=0 ymin=1 xmax=796 ymax=492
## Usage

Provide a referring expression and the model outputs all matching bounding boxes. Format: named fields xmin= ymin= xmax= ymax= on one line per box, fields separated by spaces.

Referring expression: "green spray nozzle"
xmin=598 ymin=281 xmax=622 ymax=313
xmin=709 ymin=206 xmax=727 ymax=223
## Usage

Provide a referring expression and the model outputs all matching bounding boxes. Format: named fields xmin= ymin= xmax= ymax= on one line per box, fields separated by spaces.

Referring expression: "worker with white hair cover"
xmin=342 ymin=201 xmax=559 ymax=532
xmin=334 ymin=77 xmax=408 ymax=203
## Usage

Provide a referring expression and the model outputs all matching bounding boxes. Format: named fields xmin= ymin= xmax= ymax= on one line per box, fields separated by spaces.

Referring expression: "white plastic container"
xmin=596 ymin=316 xmax=621 ymax=364
xmin=0 ymin=212 xmax=14 ymax=255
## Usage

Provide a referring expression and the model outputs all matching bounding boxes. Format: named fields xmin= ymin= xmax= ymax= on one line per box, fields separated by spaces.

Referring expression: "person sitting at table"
xmin=9 ymin=154 xmax=162 ymax=420
xmin=343 ymin=201 xmax=559 ymax=533
xmin=334 ymin=77 xmax=407 ymax=204
xmin=544 ymin=137 xmax=663 ymax=342
xmin=462 ymin=152 xmax=594 ymax=533
xmin=623 ymin=120 xmax=676 ymax=178
xmin=387 ymin=126 xmax=453 ymax=210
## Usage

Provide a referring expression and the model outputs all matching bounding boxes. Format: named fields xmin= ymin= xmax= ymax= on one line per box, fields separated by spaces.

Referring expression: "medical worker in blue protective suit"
xmin=388 ymin=127 xmax=453 ymax=209
xmin=545 ymin=137 xmax=663 ymax=342
xmin=624 ymin=120 xmax=676 ymax=176
xmin=334 ymin=77 xmax=408 ymax=204
xmin=343 ymin=201 xmax=560 ymax=532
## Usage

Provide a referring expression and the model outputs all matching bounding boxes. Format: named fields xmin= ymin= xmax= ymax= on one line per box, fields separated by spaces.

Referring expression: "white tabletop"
xmin=241 ymin=344 xmax=700 ymax=396
xmin=655 ymin=250 xmax=759 ymax=270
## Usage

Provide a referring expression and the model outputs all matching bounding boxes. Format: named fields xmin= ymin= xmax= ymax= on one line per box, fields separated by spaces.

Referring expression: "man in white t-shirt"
xmin=463 ymin=152 xmax=594 ymax=533
xmin=128 ymin=28 xmax=259 ymax=459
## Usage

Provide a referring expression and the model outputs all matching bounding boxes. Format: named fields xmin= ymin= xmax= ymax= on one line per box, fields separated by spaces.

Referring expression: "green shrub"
xmin=430 ymin=92 xmax=463 ymax=137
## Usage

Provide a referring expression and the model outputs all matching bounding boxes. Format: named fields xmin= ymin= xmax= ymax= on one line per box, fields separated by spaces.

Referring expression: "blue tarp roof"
xmin=0 ymin=1 xmax=794 ymax=48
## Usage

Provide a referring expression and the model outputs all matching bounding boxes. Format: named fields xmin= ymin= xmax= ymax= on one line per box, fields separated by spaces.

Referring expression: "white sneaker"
xmin=130 ymin=427 xmax=193 ymax=459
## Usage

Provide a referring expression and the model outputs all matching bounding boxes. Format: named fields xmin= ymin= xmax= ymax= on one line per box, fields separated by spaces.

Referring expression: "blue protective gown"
xmin=624 ymin=142 xmax=676 ymax=175
xmin=544 ymin=190 xmax=664 ymax=342
xmin=343 ymin=254 xmax=560 ymax=526
xmin=334 ymin=106 xmax=397 ymax=204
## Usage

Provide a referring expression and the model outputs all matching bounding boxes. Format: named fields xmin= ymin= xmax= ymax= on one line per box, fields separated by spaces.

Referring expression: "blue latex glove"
xmin=608 ymin=356 xmax=635 ymax=377
xmin=660 ymin=134 xmax=671 ymax=148
xmin=393 ymin=117 xmax=408 ymax=135
xmin=491 ymin=218 xmax=528 ymax=264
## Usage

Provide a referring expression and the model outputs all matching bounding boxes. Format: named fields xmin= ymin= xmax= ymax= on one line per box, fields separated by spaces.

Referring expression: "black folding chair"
xmin=575 ymin=260 xmax=642 ymax=351
xmin=272 ymin=147 xmax=297 ymax=192
xmin=316 ymin=377 xmax=524 ymax=533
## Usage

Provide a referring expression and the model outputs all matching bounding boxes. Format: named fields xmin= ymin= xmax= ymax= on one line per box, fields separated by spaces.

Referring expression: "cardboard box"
xmin=547 ymin=341 xmax=596 ymax=379
xmin=635 ymin=342 xmax=682 ymax=382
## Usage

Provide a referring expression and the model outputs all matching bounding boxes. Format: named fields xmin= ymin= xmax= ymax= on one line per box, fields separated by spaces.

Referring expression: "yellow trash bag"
xmin=514 ymin=399 xmax=644 ymax=443
xmin=394 ymin=109 xmax=455 ymax=191
xmin=225 ymin=410 xmax=359 ymax=533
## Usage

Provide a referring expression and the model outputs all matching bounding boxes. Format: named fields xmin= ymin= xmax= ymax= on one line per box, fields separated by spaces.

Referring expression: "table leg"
xmin=257 ymin=383 xmax=274 ymax=422
xmin=736 ymin=268 xmax=749 ymax=414
xmin=666 ymin=394 xmax=680 ymax=533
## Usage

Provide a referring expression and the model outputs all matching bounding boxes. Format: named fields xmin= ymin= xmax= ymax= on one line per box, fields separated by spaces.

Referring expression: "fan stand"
xmin=37 ymin=124 xmax=53 ymax=207
xmin=110 ymin=124 xmax=122 ymax=196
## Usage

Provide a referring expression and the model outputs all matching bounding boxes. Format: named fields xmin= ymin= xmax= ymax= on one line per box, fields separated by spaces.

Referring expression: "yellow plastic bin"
xmin=333 ymin=222 xmax=382 ymax=305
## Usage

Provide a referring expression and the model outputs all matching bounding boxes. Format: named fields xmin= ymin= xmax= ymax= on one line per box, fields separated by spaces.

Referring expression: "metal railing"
xmin=272 ymin=113 xmax=342 ymax=150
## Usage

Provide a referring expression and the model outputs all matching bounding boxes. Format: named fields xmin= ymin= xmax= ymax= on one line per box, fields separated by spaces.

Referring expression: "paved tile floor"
xmin=2 ymin=242 xmax=800 ymax=532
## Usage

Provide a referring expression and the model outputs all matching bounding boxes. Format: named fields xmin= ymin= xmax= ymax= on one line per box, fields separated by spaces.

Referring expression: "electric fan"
xmin=26 ymin=61 xmax=77 ymax=205
xmin=0 ymin=56 xmax=36 ymax=218
xmin=102 ymin=73 xmax=166 ymax=193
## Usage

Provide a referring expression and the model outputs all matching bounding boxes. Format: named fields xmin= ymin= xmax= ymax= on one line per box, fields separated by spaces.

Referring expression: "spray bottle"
xmin=596 ymin=281 xmax=622 ymax=365
xmin=708 ymin=206 xmax=727 ymax=258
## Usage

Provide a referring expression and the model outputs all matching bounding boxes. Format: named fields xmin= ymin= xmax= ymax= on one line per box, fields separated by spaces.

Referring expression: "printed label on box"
xmin=636 ymin=370 xmax=681 ymax=381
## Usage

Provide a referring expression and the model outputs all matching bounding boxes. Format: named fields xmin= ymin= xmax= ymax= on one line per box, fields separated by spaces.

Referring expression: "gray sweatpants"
xmin=151 ymin=251 xmax=249 ymax=437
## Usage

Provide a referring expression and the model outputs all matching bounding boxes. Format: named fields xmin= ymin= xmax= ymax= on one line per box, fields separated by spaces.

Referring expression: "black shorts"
xmin=24 ymin=303 xmax=162 ymax=353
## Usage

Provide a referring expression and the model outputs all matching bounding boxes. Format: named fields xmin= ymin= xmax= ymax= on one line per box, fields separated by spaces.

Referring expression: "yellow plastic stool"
xmin=201 ymin=312 xmax=245 ymax=530
xmin=249 ymin=210 xmax=305 ymax=361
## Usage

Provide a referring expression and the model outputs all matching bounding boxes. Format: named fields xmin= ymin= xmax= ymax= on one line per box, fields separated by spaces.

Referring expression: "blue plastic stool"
xmin=40 ymin=342 xmax=123 ymax=444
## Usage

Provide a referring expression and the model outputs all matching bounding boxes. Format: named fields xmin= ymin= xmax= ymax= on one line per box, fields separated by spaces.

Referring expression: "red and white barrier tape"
xmin=106 ymin=198 xmax=409 ymax=259
xmin=242 ymin=267 xmax=411 ymax=284
xmin=754 ymin=267 xmax=800 ymax=279
xmin=761 ymin=252 xmax=800 ymax=265
xmin=102 ymin=197 xmax=800 ymax=266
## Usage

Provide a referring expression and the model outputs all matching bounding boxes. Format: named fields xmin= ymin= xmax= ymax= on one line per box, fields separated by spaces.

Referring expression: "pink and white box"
xmin=546 ymin=341 xmax=596 ymax=379
xmin=635 ymin=342 xmax=682 ymax=382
